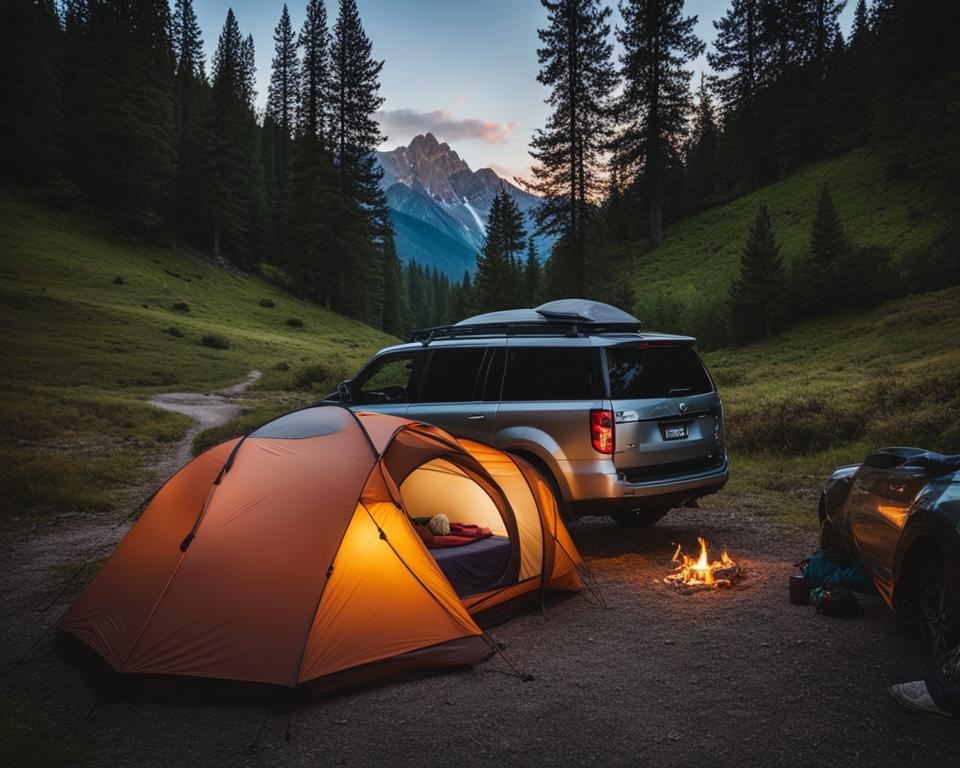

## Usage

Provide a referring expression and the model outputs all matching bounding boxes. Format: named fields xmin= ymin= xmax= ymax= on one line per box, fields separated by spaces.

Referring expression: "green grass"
xmin=629 ymin=149 xmax=950 ymax=347
xmin=0 ymin=193 xmax=394 ymax=523
xmin=704 ymin=286 xmax=960 ymax=525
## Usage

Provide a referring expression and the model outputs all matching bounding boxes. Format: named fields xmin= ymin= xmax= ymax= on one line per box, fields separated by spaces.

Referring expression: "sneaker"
xmin=889 ymin=680 xmax=957 ymax=718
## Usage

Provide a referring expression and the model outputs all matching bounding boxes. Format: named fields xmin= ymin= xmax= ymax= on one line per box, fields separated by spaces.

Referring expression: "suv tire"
xmin=610 ymin=507 xmax=670 ymax=527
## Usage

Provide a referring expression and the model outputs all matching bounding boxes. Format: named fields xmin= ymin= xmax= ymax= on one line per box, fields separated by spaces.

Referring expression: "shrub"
xmin=201 ymin=334 xmax=229 ymax=350
xmin=172 ymin=301 xmax=190 ymax=312
xmin=112 ymin=276 xmax=124 ymax=285
xmin=164 ymin=326 xmax=184 ymax=338
xmin=292 ymin=359 xmax=350 ymax=391
xmin=259 ymin=298 xmax=275 ymax=308
xmin=274 ymin=361 xmax=290 ymax=371
xmin=727 ymin=396 xmax=863 ymax=455
xmin=286 ymin=317 xmax=304 ymax=328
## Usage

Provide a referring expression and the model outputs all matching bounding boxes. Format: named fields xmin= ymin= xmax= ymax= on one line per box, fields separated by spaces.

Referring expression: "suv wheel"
xmin=509 ymin=452 xmax=573 ymax=524
xmin=610 ymin=507 xmax=670 ymax=527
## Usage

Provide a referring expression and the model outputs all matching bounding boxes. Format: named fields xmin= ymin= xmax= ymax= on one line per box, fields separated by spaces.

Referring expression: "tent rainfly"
xmin=62 ymin=406 xmax=583 ymax=696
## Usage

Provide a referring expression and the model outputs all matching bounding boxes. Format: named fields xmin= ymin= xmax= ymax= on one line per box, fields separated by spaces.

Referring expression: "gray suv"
xmin=331 ymin=299 xmax=728 ymax=525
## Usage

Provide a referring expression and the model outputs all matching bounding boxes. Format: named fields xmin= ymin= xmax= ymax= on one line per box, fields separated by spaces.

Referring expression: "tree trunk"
xmin=649 ymin=196 xmax=663 ymax=246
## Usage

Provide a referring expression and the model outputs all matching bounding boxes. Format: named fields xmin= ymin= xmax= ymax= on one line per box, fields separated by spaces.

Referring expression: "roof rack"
xmin=409 ymin=300 xmax=642 ymax=344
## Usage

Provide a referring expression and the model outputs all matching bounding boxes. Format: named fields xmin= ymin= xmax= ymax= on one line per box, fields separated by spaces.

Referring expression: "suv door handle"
xmin=466 ymin=414 xmax=485 ymax=421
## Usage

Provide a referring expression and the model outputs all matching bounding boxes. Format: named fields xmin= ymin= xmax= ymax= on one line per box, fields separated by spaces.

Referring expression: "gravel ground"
xmin=2 ymin=382 xmax=957 ymax=766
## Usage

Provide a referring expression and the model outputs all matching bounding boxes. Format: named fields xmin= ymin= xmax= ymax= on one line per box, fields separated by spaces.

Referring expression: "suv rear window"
xmin=503 ymin=348 xmax=599 ymax=401
xmin=606 ymin=345 xmax=713 ymax=399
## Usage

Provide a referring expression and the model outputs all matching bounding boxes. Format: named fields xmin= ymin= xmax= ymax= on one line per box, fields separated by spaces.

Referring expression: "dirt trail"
xmin=0 ymin=371 xmax=261 ymax=681
xmin=146 ymin=368 xmax=261 ymax=469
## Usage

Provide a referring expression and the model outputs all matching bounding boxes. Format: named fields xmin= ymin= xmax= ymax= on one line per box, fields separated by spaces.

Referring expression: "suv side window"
xmin=420 ymin=348 xmax=486 ymax=403
xmin=502 ymin=347 xmax=599 ymax=401
xmin=353 ymin=352 xmax=421 ymax=405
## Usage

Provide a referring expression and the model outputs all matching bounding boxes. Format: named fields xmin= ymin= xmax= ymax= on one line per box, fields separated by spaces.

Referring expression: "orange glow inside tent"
xmin=62 ymin=407 xmax=583 ymax=696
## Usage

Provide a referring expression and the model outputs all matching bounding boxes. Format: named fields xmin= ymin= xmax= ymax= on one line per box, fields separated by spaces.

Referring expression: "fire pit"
xmin=664 ymin=537 xmax=741 ymax=592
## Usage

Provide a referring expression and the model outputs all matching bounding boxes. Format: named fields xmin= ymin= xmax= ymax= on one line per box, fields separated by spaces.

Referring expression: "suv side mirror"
xmin=337 ymin=379 xmax=352 ymax=403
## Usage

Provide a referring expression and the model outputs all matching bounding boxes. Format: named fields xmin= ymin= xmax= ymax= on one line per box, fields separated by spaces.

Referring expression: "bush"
xmin=727 ymin=396 xmax=863 ymax=455
xmin=172 ymin=301 xmax=190 ymax=312
xmin=201 ymin=334 xmax=229 ymax=350
xmin=292 ymin=360 xmax=349 ymax=391
xmin=164 ymin=325 xmax=184 ymax=338
xmin=286 ymin=317 xmax=304 ymax=328
xmin=259 ymin=298 xmax=275 ymax=308
xmin=112 ymin=276 xmax=125 ymax=285
xmin=274 ymin=361 xmax=290 ymax=371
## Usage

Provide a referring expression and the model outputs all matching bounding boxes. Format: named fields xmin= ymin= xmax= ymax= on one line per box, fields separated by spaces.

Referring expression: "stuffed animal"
xmin=428 ymin=514 xmax=450 ymax=536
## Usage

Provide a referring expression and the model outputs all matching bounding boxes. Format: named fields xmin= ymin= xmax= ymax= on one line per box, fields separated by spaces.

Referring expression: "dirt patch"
xmin=2 ymin=496 xmax=958 ymax=765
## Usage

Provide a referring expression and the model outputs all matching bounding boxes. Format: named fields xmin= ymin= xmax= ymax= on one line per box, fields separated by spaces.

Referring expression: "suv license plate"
xmin=662 ymin=424 xmax=688 ymax=441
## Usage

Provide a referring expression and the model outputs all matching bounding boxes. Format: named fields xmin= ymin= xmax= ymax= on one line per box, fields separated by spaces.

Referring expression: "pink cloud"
xmin=376 ymin=108 xmax=518 ymax=145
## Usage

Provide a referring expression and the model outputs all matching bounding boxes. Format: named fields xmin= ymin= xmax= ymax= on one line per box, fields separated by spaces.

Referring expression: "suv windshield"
xmin=606 ymin=345 xmax=713 ymax=399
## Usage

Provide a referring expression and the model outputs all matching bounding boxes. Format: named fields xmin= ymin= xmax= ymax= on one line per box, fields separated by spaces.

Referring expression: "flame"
xmin=665 ymin=537 xmax=738 ymax=589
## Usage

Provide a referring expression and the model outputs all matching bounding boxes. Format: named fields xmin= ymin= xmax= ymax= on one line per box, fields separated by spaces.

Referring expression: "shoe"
xmin=889 ymin=679 xmax=958 ymax=719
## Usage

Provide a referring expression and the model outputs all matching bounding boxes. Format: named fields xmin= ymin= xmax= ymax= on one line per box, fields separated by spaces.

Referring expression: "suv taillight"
xmin=590 ymin=409 xmax=614 ymax=454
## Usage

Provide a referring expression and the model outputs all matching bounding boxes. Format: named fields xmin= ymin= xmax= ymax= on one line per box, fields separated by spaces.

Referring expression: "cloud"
xmin=377 ymin=109 xmax=518 ymax=145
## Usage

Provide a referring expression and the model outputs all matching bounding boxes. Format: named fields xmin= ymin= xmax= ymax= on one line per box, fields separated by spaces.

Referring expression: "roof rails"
xmin=409 ymin=299 xmax=642 ymax=345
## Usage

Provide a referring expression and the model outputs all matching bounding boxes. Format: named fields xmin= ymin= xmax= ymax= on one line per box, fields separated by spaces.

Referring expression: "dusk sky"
xmin=196 ymin=1 xmax=855 ymax=182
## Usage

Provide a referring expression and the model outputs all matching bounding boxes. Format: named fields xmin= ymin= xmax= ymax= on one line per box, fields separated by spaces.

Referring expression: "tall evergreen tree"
xmin=685 ymin=74 xmax=719 ymax=207
xmin=524 ymin=0 xmax=616 ymax=296
xmin=792 ymin=185 xmax=851 ymax=314
xmin=708 ymin=0 xmax=764 ymax=113
xmin=613 ymin=0 xmax=704 ymax=245
xmin=728 ymin=205 xmax=788 ymax=342
xmin=69 ymin=0 xmax=176 ymax=231
xmin=265 ymin=4 xmax=299 ymax=263
xmin=297 ymin=0 xmax=331 ymax=142
xmin=523 ymin=238 xmax=542 ymax=306
xmin=172 ymin=0 xmax=205 ymax=82
xmin=267 ymin=5 xmax=298 ymax=136
xmin=288 ymin=0 xmax=335 ymax=304
xmin=0 ymin=0 xmax=63 ymax=185
xmin=171 ymin=0 xmax=208 ymax=244
xmin=328 ymin=0 xmax=392 ymax=325
xmin=475 ymin=191 xmax=523 ymax=313
xmin=239 ymin=33 xmax=257 ymax=109
xmin=208 ymin=9 xmax=262 ymax=260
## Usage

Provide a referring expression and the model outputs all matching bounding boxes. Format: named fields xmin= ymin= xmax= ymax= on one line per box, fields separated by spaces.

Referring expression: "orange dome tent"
xmin=62 ymin=406 xmax=583 ymax=696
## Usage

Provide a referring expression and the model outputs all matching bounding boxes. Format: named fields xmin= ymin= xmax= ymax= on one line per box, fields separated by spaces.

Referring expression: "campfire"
xmin=664 ymin=536 xmax=741 ymax=592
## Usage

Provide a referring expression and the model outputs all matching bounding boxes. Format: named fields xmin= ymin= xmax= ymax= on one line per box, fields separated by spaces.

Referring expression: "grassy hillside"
xmin=0 ymin=194 xmax=394 ymax=523
xmin=705 ymin=286 xmax=960 ymax=524
xmin=628 ymin=149 xmax=950 ymax=347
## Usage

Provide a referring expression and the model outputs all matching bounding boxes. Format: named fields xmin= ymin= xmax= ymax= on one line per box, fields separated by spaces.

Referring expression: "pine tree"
xmin=68 ymin=0 xmax=177 ymax=231
xmin=523 ymin=238 xmax=542 ymax=306
xmin=240 ymin=34 xmax=257 ymax=109
xmin=685 ymin=74 xmax=719 ymax=207
xmin=613 ymin=0 xmax=704 ymax=245
xmin=524 ymin=0 xmax=616 ymax=296
xmin=297 ymin=0 xmax=331 ymax=143
xmin=474 ymin=192 xmax=511 ymax=313
xmin=708 ymin=0 xmax=764 ymax=113
xmin=267 ymin=5 xmax=298 ymax=136
xmin=172 ymin=0 xmax=205 ymax=82
xmin=792 ymin=185 xmax=851 ymax=315
xmin=288 ymin=0 xmax=335 ymax=305
xmin=328 ymin=0 xmax=392 ymax=325
xmin=208 ymin=9 xmax=262 ymax=261
xmin=0 ymin=0 xmax=63 ymax=186
xmin=728 ymin=205 xmax=787 ymax=343
xmin=265 ymin=4 xmax=299 ymax=264
xmin=171 ymin=0 xmax=208 ymax=244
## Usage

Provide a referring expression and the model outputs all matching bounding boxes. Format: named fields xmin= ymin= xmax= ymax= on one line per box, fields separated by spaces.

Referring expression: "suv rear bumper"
xmin=562 ymin=455 xmax=729 ymax=517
